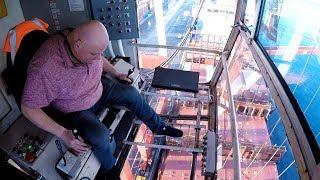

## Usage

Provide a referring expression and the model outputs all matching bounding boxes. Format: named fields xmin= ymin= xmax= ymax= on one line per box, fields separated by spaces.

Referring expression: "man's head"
xmin=67 ymin=20 xmax=109 ymax=63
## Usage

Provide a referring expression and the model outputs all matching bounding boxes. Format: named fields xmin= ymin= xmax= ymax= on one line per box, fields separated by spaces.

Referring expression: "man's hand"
xmin=60 ymin=129 xmax=89 ymax=156
xmin=116 ymin=72 xmax=133 ymax=84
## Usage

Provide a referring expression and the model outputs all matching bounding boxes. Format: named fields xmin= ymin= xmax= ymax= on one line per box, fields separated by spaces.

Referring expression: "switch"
xmin=118 ymin=22 xmax=122 ymax=26
xmin=124 ymin=6 xmax=129 ymax=10
xmin=117 ymin=15 xmax=121 ymax=18
xmin=109 ymin=22 xmax=115 ymax=27
xmin=126 ymin=28 xmax=131 ymax=33
xmin=124 ymin=13 xmax=130 ymax=18
xmin=108 ymin=7 xmax=112 ymax=11
xmin=125 ymin=21 xmax=130 ymax=26
xmin=100 ymin=16 xmax=106 ymax=20
xmin=118 ymin=30 xmax=123 ymax=33
xmin=110 ymin=0 xmax=115 ymax=3
xmin=107 ymin=15 xmax=113 ymax=19
xmin=116 ymin=6 xmax=120 ymax=10
xmin=100 ymin=8 xmax=105 ymax=12
xmin=26 ymin=152 xmax=35 ymax=162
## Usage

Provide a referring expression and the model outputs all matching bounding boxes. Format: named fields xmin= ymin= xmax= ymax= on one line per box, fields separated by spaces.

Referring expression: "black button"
xmin=17 ymin=150 xmax=22 ymax=155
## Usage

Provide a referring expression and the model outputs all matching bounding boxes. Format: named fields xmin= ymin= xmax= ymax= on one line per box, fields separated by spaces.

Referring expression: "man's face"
xmin=72 ymin=37 xmax=108 ymax=63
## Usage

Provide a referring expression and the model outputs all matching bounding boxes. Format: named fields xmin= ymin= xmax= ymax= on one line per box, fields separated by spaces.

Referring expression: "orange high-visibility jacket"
xmin=3 ymin=18 xmax=49 ymax=64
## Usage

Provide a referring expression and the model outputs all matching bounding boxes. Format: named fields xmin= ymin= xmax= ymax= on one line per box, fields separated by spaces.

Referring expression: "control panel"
xmin=56 ymin=150 xmax=91 ymax=179
xmin=201 ymin=130 xmax=216 ymax=177
xmin=11 ymin=133 xmax=47 ymax=163
xmin=90 ymin=0 xmax=139 ymax=40
xmin=75 ymin=152 xmax=101 ymax=180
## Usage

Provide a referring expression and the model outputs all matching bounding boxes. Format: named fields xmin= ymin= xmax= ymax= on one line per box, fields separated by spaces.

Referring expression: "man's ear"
xmin=74 ymin=39 xmax=83 ymax=50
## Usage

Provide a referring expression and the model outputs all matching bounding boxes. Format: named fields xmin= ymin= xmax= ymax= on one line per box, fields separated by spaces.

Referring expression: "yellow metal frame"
xmin=0 ymin=0 xmax=8 ymax=18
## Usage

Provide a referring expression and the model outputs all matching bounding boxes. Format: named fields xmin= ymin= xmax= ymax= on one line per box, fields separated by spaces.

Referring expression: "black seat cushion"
xmin=2 ymin=30 xmax=50 ymax=107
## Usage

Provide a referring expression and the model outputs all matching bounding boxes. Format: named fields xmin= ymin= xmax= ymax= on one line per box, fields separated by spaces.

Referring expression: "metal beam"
xmin=190 ymin=100 xmax=202 ymax=180
xmin=222 ymin=52 xmax=242 ymax=180
xmin=141 ymin=91 xmax=210 ymax=102
xmin=159 ymin=114 xmax=210 ymax=120
xmin=234 ymin=0 xmax=245 ymax=24
xmin=209 ymin=27 xmax=240 ymax=88
xmin=130 ymin=42 xmax=222 ymax=55
xmin=122 ymin=141 xmax=203 ymax=153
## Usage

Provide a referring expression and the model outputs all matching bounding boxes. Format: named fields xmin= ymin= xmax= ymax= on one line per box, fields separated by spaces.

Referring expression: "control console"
xmin=90 ymin=0 xmax=139 ymax=40
xmin=11 ymin=133 xmax=47 ymax=163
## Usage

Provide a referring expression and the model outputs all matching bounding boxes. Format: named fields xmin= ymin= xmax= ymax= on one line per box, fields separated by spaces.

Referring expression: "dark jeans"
xmin=64 ymin=78 xmax=165 ymax=172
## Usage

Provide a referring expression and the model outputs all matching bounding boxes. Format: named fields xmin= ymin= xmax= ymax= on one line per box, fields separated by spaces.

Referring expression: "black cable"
xmin=127 ymin=67 xmax=135 ymax=78
xmin=55 ymin=140 xmax=66 ymax=166
xmin=80 ymin=176 xmax=91 ymax=180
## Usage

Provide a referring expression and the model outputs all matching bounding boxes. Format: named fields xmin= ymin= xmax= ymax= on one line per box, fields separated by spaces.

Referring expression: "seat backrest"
xmin=2 ymin=30 xmax=50 ymax=107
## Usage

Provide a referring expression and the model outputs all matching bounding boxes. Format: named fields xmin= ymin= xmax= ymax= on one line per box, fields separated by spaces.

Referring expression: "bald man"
xmin=21 ymin=20 xmax=183 ymax=178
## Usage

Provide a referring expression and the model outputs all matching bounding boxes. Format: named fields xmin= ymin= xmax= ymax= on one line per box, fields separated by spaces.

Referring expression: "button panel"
xmin=11 ymin=133 xmax=47 ymax=163
xmin=91 ymin=0 xmax=139 ymax=40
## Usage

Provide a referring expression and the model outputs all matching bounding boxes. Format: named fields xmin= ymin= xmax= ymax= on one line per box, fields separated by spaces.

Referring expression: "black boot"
xmin=96 ymin=166 xmax=120 ymax=180
xmin=105 ymin=166 xmax=120 ymax=180
xmin=157 ymin=126 xmax=183 ymax=137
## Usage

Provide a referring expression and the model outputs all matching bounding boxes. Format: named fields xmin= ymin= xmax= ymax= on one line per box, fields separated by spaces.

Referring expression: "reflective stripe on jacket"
xmin=2 ymin=18 xmax=49 ymax=64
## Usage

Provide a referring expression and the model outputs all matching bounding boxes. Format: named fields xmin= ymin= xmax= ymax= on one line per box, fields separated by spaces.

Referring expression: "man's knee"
xmin=115 ymin=85 xmax=140 ymax=107
xmin=83 ymin=126 xmax=112 ymax=148
xmin=124 ymin=85 xmax=140 ymax=100
xmin=123 ymin=84 xmax=138 ymax=94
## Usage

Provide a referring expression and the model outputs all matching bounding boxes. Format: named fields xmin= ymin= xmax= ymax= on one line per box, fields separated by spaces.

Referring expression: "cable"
xmin=117 ymin=40 xmax=126 ymax=57
xmin=55 ymin=140 xmax=66 ymax=166
xmin=80 ymin=177 xmax=91 ymax=180
xmin=108 ymin=40 xmax=116 ymax=58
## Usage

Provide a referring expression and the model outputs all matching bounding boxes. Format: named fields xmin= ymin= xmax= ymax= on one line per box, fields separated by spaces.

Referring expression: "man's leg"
xmin=65 ymin=109 xmax=116 ymax=173
xmin=100 ymin=78 xmax=182 ymax=137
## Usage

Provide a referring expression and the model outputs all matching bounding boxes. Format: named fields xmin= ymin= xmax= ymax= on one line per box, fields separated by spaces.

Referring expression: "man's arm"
xmin=102 ymin=56 xmax=119 ymax=77
xmin=102 ymin=56 xmax=132 ymax=83
xmin=21 ymin=105 xmax=89 ymax=155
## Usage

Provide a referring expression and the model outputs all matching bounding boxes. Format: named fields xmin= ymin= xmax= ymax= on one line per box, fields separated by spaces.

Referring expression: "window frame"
xmin=241 ymin=0 xmax=320 ymax=178
xmin=254 ymin=0 xmax=320 ymax=162
xmin=211 ymin=0 xmax=320 ymax=178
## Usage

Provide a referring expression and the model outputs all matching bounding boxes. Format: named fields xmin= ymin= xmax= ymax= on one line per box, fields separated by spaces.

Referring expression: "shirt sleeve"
xmin=22 ymin=69 xmax=58 ymax=108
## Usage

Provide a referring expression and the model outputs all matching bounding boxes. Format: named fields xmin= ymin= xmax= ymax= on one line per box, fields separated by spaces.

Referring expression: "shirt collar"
xmin=61 ymin=38 xmax=86 ymax=68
